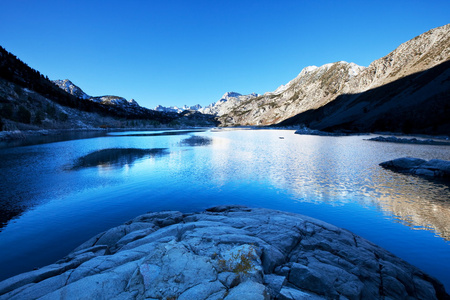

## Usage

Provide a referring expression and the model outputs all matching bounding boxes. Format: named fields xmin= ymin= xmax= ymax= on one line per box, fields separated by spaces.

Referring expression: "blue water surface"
xmin=0 ymin=129 xmax=449 ymax=290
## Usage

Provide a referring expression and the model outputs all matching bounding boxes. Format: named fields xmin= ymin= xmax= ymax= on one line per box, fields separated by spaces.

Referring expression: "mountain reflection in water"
xmin=372 ymin=176 xmax=450 ymax=240
xmin=71 ymin=148 xmax=168 ymax=170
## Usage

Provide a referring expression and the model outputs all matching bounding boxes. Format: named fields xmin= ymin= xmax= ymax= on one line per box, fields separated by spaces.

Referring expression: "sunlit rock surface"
xmin=215 ymin=24 xmax=450 ymax=131
xmin=0 ymin=206 xmax=448 ymax=299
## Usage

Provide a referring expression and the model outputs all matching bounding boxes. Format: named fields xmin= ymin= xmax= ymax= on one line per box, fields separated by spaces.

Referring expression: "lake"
xmin=0 ymin=128 xmax=449 ymax=290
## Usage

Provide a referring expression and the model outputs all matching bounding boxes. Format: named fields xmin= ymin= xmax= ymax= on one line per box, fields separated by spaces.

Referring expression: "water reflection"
xmin=1 ymin=129 xmax=450 ymax=289
xmin=370 ymin=173 xmax=450 ymax=240
xmin=179 ymin=135 xmax=212 ymax=147
xmin=205 ymin=131 xmax=450 ymax=240
xmin=71 ymin=148 xmax=168 ymax=170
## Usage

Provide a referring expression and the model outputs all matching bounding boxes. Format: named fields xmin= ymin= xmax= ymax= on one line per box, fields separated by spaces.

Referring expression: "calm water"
xmin=0 ymin=129 xmax=449 ymax=290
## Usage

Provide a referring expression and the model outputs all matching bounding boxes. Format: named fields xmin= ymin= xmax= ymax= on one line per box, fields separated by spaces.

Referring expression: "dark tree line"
xmin=0 ymin=45 xmax=180 ymax=123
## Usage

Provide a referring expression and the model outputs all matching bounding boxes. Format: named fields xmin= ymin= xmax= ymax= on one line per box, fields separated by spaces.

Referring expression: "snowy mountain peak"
xmin=128 ymin=99 xmax=139 ymax=106
xmin=270 ymin=61 xmax=365 ymax=96
xmin=297 ymin=61 xmax=365 ymax=78
xmin=220 ymin=92 xmax=242 ymax=101
xmin=199 ymin=92 xmax=259 ymax=116
xmin=300 ymin=65 xmax=318 ymax=75
xmin=52 ymin=79 xmax=90 ymax=100
xmin=154 ymin=104 xmax=203 ymax=113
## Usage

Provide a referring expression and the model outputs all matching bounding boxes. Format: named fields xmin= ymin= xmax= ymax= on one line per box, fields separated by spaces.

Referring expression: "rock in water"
xmin=0 ymin=206 xmax=448 ymax=299
xmin=380 ymin=157 xmax=450 ymax=179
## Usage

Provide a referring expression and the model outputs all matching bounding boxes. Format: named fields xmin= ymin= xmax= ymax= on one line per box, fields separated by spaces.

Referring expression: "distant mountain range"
xmin=154 ymin=92 xmax=261 ymax=116
xmin=155 ymin=104 xmax=202 ymax=114
xmin=0 ymin=49 xmax=217 ymax=131
xmin=1 ymin=24 xmax=449 ymax=134
xmin=211 ymin=24 xmax=450 ymax=134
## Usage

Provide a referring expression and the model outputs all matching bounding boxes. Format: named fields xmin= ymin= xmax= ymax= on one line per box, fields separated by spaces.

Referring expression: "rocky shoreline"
xmin=367 ymin=136 xmax=450 ymax=146
xmin=0 ymin=206 xmax=448 ymax=300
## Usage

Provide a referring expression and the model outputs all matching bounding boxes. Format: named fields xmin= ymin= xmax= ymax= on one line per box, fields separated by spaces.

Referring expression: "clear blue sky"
xmin=1 ymin=0 xmax=449 ymax=109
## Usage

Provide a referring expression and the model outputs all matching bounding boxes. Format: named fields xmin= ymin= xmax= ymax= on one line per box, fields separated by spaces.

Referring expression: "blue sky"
xmin=1 ymin=1 xmax=449 ymax=109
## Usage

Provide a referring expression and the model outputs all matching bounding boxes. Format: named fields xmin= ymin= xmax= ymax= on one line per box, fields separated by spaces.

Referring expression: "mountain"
xmin=154 ymin=92 xmax=261 ymax=116
xmin=155 ymin=104 xmax=203 ymax=113
xmin=0 ymin=47 xmax=218 ymax=131
xmin=53 ymin=79 xmax=143 ymax=112
xmin=52 ymin=79 xmax=90 ymax=100
xmin=53 ymin=79 xmax=140 ymax=107
xmin=199 ymin=92 xmax=260 ymax=116
xmin=217 ymin=24 xmax=450 ymax=134
xmin=278 ymin=59 xmax=450 ymax=133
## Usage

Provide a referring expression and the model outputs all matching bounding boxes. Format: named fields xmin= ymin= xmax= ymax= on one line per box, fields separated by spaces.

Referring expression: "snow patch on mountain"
xmin=154 ymin=92 xmax=259 ymax=116
xmin=199 ymin=92 xmax=259 ymax=116
xmin=155 ymin=104 xmax=203 ymax=113
xmin=52 ymin=79 xmax=142 ymax=108
xmin=53 ymin=79 xmax=90 ymax=100
xmin=267 ymin=61 xmax=365 ymax=97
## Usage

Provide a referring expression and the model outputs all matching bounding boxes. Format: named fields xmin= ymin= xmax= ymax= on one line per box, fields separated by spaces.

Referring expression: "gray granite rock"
xmin=0 ymin=206 xmax=448 ymax=299
xmin=367 ymin=136 xmax=450 ymax=145
xmin=380 ymin=157 xmax=450 ymax=179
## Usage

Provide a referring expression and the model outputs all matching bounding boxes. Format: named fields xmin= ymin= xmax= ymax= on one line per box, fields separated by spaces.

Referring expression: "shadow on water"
xmin=71 ymin=148 xmax=168 ymax=170
xmin=0 ymin=148 xmax=168 ymax=231
xmin=0 ymin=131 xmax=108 ymax=149
xmin=179 ymin=135 xmax=212 ymax=147
xmin=107 ymin=129 xmax=208 ymax=137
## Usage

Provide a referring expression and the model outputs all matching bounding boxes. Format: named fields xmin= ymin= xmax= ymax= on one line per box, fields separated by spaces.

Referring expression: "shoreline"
xmin=0 ymin=126 xmax=214 ymax=140
xmin=0 ymin=127 xmax=215 ymax=149
xmin=2 ymin=126 xmax=449 ymax=141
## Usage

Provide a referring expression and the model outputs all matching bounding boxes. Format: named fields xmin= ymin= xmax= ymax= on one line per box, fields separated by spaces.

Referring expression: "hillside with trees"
xmin=0 ymin=46 xmax=217 ymax=131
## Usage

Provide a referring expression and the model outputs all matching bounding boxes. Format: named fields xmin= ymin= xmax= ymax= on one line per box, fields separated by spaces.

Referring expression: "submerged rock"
xmin=0 ymin=206 xmax=448 ymax=299
xmin=380 ymin=157 xmax=450 ymax=179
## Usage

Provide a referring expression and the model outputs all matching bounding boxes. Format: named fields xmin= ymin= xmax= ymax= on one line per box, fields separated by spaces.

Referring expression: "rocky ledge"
xmin=0 ymin=206 xmax=448 ymax=300
xmin=380 ymin=157 xmax=450 ymax=179
xmin=367 ymin=136 xmax=450 ymax=146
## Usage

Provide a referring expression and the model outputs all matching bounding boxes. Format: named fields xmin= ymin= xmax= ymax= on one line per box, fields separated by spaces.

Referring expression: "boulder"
xmin=380 ymin=157 xmax=450 ymax=179
xmin=379 ymin=157 xmax=427 ymax=171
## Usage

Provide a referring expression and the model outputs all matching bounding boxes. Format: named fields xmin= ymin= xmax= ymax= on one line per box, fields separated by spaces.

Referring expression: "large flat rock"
xmin=380 ymin=157 xmax=450 ymax=179
xmin=0 ymin=206 xmax=448 ymax=299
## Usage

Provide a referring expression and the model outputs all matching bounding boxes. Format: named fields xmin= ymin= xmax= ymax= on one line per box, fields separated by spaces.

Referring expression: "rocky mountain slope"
xmin=199 ymin=92 xmax=260 ymax=116
xmin=0 ymin=46 xmax=218 ymax=131
xmin=218 ymin=24 xmax=450 ymax=134
xmin=53 ymin=79 xmax=139 ymax=107
xmin=51 ymin=79 xmax=154 ymax=118
xmin=52 ymin=79 xmax=90 ymax=100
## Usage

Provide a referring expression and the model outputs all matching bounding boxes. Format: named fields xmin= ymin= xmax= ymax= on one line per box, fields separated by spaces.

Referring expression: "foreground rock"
xmin=380 ymin=157 xmax=450 ymax=179
xmin=0 ymin=206 xmax=448 ymax=299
